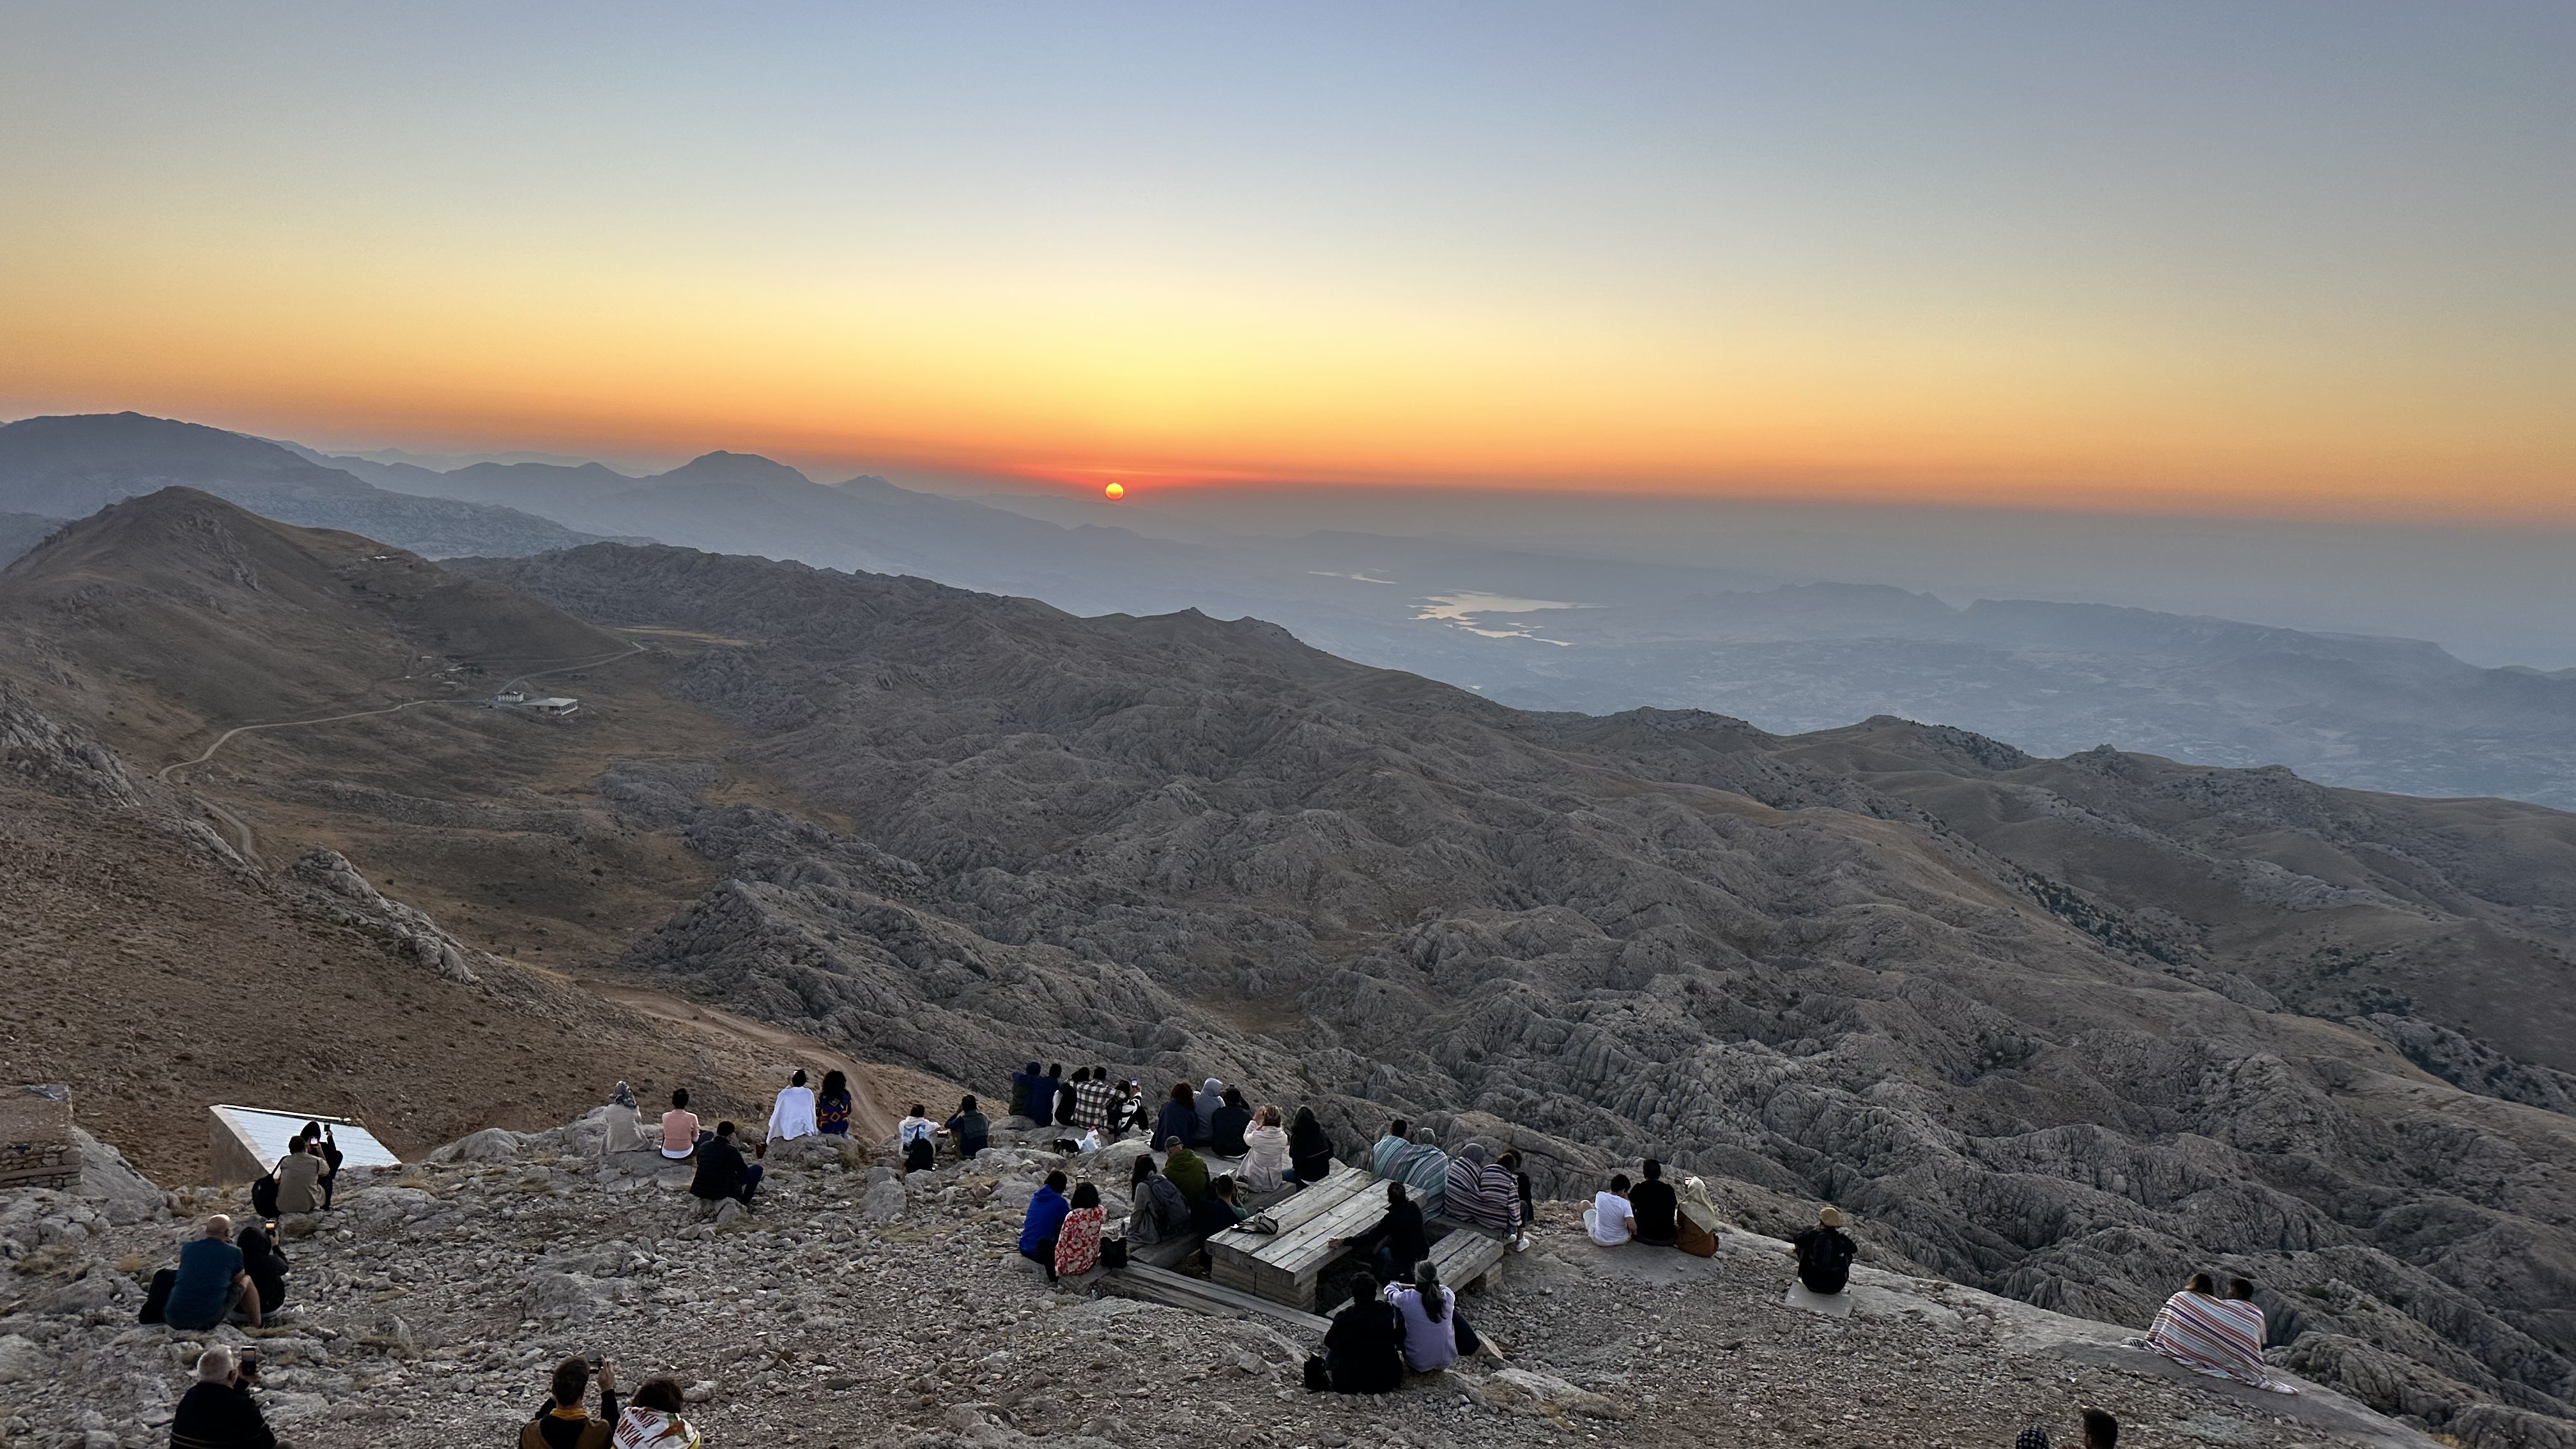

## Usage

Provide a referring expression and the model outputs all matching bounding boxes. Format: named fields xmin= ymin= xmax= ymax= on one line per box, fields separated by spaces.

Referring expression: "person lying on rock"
xmin=169 ymin=1343 xmax=274 ymax=1449
xmin=1441 ymin=1143 xmax=1521 ymax=1237
xmin=1584 ymin=1175 xmax=1637 ymax=1246
xmin=1289 ymin=1105 xmax=1337 ymax=1185
xmin=939 ymin=1094 xmax=990 ymax=1160
xmin=1154 ymin=1082 xmax=1203 ymax=1150
xmin=160 ymin=1214 xmax=259 ymax=1331
xmin=1333 ymin=1180 xmax=1429 ymax=1282
xmin=660 ymin=1089 xmax=705 ymax=1162
xmin=1191 ymin=1173 xmax=1250 ymax=1235
xmin=1322 ymin=1270 xmax=1408 ymax=1395
xmin=767 ymin=1069 xmax=818 ymax=1143
xmin=1788 ymin=1206 xmax=1857 ymax=1294
xmin=1055 ymin=1181 xmax=1107 ymax=1278
xmin=1126 ymin=1154 xmax=1192 ymax=1245
xmin=815 ymin=1070 xmax=852 ymax=1138
xmin=1384 ymin=1259 xmax=1508 ymax=1372
xmin=617 ymin=1377 xmax=702 ymax=1449
xmin=1240 ymin=1105 xmax=1299 ymax=1191
xmin=898 ymin=1103 xmax=937 ymax=1172
xmin=1370 ymin=1119 xmax=1411 ymax=1179
xmin=523 ymin=1354 xmax=619 ymax=1449
xmin=1210 ymin=1086 xmax=1254 ymax=1158
xmin=1162 ymin=1140 xmax=1211 ymax=1204
xmin=688 ymin=1122 xmax=763 ymax=1208
xmin=1019 ymin=1170 xmax=1071 ymax=1282
xmin=1628 ymin=1159 xmax=1678 ymax=1246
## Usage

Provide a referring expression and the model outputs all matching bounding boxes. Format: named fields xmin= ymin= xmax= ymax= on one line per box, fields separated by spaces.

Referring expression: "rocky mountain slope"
xmin=0 ymin=1112 xmax=2481 ymax=1449
xmin=457 ymin=542 xmax=2576 ymax=1446
xmin=0 ymin=414 xmax=600 ymax=558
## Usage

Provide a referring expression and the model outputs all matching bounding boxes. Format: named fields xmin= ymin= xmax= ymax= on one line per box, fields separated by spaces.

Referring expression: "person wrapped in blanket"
xmin=2145 ymin=1273 xmax=2298 ymax=1393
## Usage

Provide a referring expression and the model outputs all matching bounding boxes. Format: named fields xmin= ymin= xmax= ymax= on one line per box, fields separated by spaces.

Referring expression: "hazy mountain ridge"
xmin=454 ymin=537 xmax=2576 ymax=1443
xmin=0 ymin=413 xmax=602 ymax=558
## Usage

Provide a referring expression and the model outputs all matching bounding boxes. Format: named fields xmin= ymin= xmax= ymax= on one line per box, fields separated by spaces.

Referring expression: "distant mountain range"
xmin=5 ymin=410 xmax=2570 ymax=809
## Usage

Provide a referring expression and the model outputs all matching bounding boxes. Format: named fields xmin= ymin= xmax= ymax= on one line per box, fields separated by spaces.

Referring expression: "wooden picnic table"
xmin=1205 ymin=1162 xmax=1392 ymax=1311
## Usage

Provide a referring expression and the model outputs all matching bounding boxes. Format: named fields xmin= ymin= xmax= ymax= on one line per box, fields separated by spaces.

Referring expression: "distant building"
xmin=0 ymin=1084 xmax=77 ymax=1192
xmin=489 ymin=690 xmax=578 ymax=717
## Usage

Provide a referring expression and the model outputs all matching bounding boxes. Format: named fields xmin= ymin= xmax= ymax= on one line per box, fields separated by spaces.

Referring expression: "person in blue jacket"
xmin=1018 ymin=1171 xmax=1072 ymax=1282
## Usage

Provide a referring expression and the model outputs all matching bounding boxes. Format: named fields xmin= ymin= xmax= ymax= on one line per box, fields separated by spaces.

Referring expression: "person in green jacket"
xmin=1162 ymin=1142 xmax=1211 ymax=1204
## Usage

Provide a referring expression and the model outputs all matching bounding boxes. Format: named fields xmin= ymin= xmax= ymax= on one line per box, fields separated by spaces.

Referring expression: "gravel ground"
xmin=0 ymin=1117 xmax=2429 ymax=1449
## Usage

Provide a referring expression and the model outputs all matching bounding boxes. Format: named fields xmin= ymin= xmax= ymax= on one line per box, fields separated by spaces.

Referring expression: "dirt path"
xmin=580 ymin=979 xmax=947 ymax=1142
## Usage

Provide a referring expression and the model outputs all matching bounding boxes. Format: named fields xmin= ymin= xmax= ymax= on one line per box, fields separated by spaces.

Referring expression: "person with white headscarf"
xmin=767 ymin=1069 xmax=818 ymax=1142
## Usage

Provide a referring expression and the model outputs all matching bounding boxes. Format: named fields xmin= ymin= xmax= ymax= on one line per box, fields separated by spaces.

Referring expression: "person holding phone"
xmin=523 ymin=1355 xmax=620 ymax=1449
xmin=169 ymin=1344 xmax=275 ymax=1449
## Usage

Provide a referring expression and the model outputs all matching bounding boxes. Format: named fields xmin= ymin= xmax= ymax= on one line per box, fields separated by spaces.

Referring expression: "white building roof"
xmin=209 ymin=1105 xmax=402 ymax=1171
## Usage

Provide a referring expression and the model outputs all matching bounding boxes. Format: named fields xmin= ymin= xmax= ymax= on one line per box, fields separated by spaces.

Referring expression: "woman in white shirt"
xmin=1239 ymin=1105 xmax=1296 ymax=1191
xmin=767 ymin=1069 xmax=818 ymax=1141
xmin=1585 ymin=1174 xmax=1637 ymax=1246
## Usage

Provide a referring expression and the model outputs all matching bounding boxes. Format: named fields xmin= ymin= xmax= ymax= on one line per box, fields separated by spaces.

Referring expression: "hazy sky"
xmin=3 ymin=3 xmax=2570 ymax=521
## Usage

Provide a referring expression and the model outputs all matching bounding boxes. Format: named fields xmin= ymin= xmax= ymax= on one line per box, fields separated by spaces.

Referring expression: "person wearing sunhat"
xmin=1788 ymin=1204 xmax=1858 ymax=1295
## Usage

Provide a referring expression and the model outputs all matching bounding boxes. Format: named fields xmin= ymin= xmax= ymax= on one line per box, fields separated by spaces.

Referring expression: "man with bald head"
xmin=164 ymin=1215 xmax=259 ymax=1330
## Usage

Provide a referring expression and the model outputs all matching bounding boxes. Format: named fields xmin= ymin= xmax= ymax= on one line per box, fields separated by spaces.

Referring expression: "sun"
xmin=1103 ymin=482 xmax=1126 ymax=501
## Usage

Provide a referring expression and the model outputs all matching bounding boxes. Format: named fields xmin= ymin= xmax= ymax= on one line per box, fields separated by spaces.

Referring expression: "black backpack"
xmin=251 ymin=1172 xmax=280 ymax=1219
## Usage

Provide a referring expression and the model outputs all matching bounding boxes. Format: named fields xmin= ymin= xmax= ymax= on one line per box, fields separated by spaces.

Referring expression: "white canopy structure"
xmin=206 ymin=1105 xmax=401 ymax=1185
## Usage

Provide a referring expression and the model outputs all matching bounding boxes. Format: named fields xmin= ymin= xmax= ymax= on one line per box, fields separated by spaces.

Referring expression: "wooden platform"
xmin=1096 ymin=1262 xmax=1334 ymax=1337
xmin=1205 ymin=1163 xmax=1383 ymax=1312
xmin=1426 ymin=1218 xmax=1511 ymax=1291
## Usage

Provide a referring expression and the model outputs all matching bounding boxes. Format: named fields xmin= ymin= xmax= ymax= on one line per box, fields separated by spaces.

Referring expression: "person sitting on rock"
xmin=1125 ymin=1155 xmax=1192 ymax=1245
xmin=615 ymin=1377 xmax=702 ymax=1449
xmin=523 ymin=1354 xmax=620 ymax=1449
xmin=1585 ymin=1175 xmax=1637 ymax=1246
xmin=1321 ymin=1271 xmax=1406 ymax=1395
xmin=688 ymin=1122 xmax=763 ymax=1208
xmin=1370 ymin=1118 xmax=1411 ymax=1178
xmin=939 ymin=1095 xmax=990 ymax=1160
xmin=1384 ymin=1259 xmax=1506 ymax=1372
xmin=1009 ymin=1062 xmax=1045 ymax=1121
xmin=602 ymin=1082 xmax=645 ymax=1154
xmin=1385 ymin=1130 xmax=1451 ymax=1215
xmin=1628 ymin=1158 xmax=1679 ymax=1246
xmin=767 ymin=1069 xmax=818 ymax=1142
xmin=272 ymin=1137 xmax=325 ymax=1216
xmin=1210 ymin=1087 xmax=1254 ymax=1158
xmin=1073 ymin=1066 xmax=1115 ymax=1132
xmin=660 ymin=1089 xmax=704 ymax=1161
xmin=161 ymin=1215 xmax=258 ymax=1331
xmin=1442 ymin=1143 xmax=1521 ymax=1236
xmin=1289 ymin=1105 xmax=1336 ymax=1184
xmin=1114 ymin=1080 xmax=1149 ymax=1137
xmin=898 ymin=1103 xmax=937 ymax=1172
xmin=1498 ymin=1149 xmax=1536 ymax=1244
xmin=1162 ymin=1140 xmax=1211 ymax=1204
xmin=1333 ymin=1181 xmax=1429 ymax=1282
xmin=1788 ymin=1206 xmax=1857 ymax=1293
xmin=169 ymin=1344 xmax=274 ymax=1449
xmin=1191 ymin=1173 xmax=1249 ymax=1235
xmin=1055 ymin=1182 xmax=1107 ymax=1278
xmin=1052 ymin=1064 xmax=1081 ymax=1127
xmin=1194 ymin=1077 xmax=1227 ymax=1137
xmin=235 ymin=1220 xmax=289 ymax=1320
xmin=815 ymin=1070 xmax=852 ymax=1138
xmin=1154 ymin=1082 xmax=1202 ymax=1151
xmin=1239 ymin=1105 xmax=1298 ymax=1191
xmin=1675 ymin=1175 xmax=1726 ymax=1256
xmin=2145 ymin=1271 xmax=2295 ymax=1392
xmin=1018 ymin=1170 xmax=1071 ymax=1282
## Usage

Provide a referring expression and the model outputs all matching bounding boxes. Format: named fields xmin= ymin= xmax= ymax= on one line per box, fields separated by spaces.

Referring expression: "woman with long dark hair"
xmin=1154 ymin=1081 xmax=1202 ymax=1150
xmin=816 ymin=1070 xmax=852 ymax=1137
xmin=1054 ymin=1182 xmax=1107 ymax=1278
xmin=1126 ymin=1153 xmax=1191 ymax=1245
xmin=1288 ymin=1105 xmax=1335 ymax=1184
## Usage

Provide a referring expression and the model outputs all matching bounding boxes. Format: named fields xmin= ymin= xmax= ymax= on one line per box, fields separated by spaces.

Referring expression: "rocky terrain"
xmin=460 ymin=542 xmax=2576 ymax=1446
xmin=3 ymin=493 xmax=2570 ymax=1445
xmin=0 ymin=1112 xmax=2490 ymax=1449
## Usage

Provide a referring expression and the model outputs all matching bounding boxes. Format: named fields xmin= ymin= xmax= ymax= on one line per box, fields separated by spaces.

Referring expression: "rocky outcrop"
xmin=0 ymin=682 xmax=134 ymax=802
xmin=283 ymin=847 xmax=487 ymax=984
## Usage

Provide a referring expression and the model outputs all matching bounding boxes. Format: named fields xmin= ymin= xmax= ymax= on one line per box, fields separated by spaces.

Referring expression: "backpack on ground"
xmin=250 ymin=1172 xmax=280 ymax=1220
xmin=1301 ymin=1355 xmax=1331 ymax=1392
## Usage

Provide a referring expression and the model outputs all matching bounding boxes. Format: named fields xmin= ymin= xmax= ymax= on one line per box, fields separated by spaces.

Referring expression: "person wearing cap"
xmin=1789 ymin=1205 xmax=1858 ymax=1294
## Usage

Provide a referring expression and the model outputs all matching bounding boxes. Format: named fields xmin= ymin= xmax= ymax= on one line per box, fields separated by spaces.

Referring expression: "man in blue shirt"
xmin=1017 ymin=1171 xmax=1071 ymax=1282
xmin=165 ymin=1215 xmax=257 ymax=1330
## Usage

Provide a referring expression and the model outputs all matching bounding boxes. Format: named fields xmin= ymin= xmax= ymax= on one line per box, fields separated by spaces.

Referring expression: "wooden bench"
xmin=1204 ymin=1163 xmax=1383 ymax=1312
xmin=1096 ymin=1261 xmax=1334 ymax=1337
xmin=1125 ymin=1172 xmax=1306 ymax=1269
xmin=1425 ymin=1220 xmax=1510 ymax=1293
